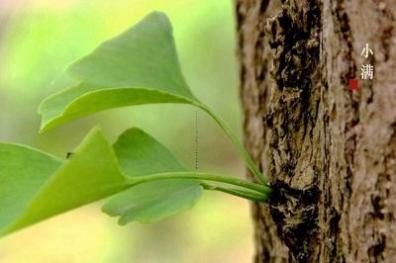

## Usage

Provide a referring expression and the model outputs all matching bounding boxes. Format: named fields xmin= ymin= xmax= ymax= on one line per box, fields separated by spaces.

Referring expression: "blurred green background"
xmin=0 ymin=0 xmax=254 ymax=262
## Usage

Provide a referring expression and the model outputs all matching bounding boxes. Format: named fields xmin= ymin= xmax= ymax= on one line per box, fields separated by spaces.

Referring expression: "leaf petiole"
xmin=200 ymin=183 xmax=269 ymax=202
xmin=126 ymin=171 xmax=270 ymax=197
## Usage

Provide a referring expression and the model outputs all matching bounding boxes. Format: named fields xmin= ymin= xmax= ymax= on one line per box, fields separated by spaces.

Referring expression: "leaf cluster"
xmin=0 ymin=12 xmax=270 ymax=237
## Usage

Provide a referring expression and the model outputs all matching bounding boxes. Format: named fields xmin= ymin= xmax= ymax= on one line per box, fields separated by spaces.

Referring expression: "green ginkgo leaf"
xmin=38 ymin=11 xmax=199 ymax=133
xmin=0 ymin=143 xmax=61 ymax=235
xmin=102 ymin=128 xmax=203 ymax=224
xmin=104 ymin=129 xmax=269 ymax=225
xmin=0 ymin=127 xmax=128 ymax=236
xmin=104 ymin=128 xmax=269 ymax=225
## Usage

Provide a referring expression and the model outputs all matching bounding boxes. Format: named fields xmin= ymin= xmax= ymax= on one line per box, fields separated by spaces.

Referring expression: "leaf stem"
xmin=126 ymin=171 xmax=270 ymax=194
xmin=200 ymin=182 xmax=269 ymax=202
xmin=197 ymin=103 xmax=267 ymax=184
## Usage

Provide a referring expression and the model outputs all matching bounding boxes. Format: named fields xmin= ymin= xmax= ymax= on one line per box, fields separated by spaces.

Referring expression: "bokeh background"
xmin=0 ymin=0 xmax=254 ymax=262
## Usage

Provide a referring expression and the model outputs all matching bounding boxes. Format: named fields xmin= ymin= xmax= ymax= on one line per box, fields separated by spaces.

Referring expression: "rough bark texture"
xmin=235 ymin=0 xmax=396 ymax=262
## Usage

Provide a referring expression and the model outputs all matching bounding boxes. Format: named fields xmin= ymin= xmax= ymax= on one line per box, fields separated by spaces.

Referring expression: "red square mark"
xmin=348 ymin=78 xmax=358 ymax=91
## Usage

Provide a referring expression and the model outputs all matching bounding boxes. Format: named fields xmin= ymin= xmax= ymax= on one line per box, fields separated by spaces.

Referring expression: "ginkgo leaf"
xmin=102 ymin=128 xmax=203 ymax=224
xmin=102 ymin=129 xmax=268 ymax=225
xmin=0 ymin=127 xmax=128 ymax=236
xmin=38 ymin=11 xmax=200 ymax=133
xmin=0 ymin=143 xmax=61 ymax=235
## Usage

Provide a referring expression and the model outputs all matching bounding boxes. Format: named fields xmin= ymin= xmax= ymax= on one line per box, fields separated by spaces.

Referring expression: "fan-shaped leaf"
xmin=0 ymin=127 xmax=128 ymax=236
xmin=39 ymin=12 xmax=199 ymax=132
xmin=103 ymin=128 xmax=203 ymax=224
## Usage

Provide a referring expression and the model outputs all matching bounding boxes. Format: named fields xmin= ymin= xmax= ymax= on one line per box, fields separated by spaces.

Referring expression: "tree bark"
xmin=235 ymin=0 xmax=396 ymax=262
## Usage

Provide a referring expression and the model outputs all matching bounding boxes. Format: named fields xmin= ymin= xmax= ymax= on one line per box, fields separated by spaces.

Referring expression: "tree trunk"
xmin=235 ymin=0 xmax=396 ymax=262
